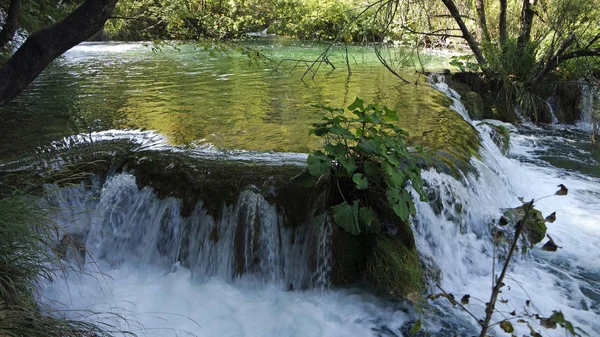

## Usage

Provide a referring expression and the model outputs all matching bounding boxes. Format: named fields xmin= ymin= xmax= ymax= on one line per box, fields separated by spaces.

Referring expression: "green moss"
xmin=503 ymin=205 xmax=547 ymax=245
xmin=365 ymin=234 xmax=423 ymax=299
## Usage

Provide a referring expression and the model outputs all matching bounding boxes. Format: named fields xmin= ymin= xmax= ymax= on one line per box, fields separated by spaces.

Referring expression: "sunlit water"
xmin=0 ymin=40 xmax=451 ymax=161
xmin=2 ymin=42 xmax=598 ymax=336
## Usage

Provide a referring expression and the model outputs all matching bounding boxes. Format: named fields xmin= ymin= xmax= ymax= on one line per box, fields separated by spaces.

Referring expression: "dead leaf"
xmin=510 ymin=310 xmax=516 ymax=316
xmin=500 ymin=298 xmax=509 ymax=304
xmin=500 ymin=320 xmax=515 ymax=333
xmin=542 ymin=234 xmax=562 ymax=252
xmin=544 ymin=212 xmax=556 ymax=223
xmin=540 ymin=317 xmax=557 ymax=329
xmin=555 ymin=184 xmax=568 ymax=196
xmin=461 ymin=294 xmax=470 ymax=305
xmin=406 ymin=292 xmax=420 ymax=304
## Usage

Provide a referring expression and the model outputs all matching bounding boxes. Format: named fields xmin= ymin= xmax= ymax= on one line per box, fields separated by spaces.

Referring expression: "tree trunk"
xmin=0 ymin=0 xmax=118 ymax=107
xmin=517 ymin=0 xmax=537 ymax=48
xmin=498 ymin=0 xmax=507 ymax=45
xmin=474 ymin=0 xmax=490 ymax=43
xmin=441 ymin=0 xmax=487 ymax=66
xmin=0 ymin=0 xmax=21 ymax=49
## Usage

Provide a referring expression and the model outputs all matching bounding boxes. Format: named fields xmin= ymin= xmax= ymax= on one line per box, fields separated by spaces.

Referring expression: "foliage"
xmin=449 ymin=55 xmax=480 ymax=72
xmin=0 ymin=190 xmax=126 ymax=337
xmin=365 ymin=234 xmax=423 ymax=297
xmin=298 ymin=97 xmax=427 ymax=234
xmin=104 ymin=0 xmax=382 ymax=41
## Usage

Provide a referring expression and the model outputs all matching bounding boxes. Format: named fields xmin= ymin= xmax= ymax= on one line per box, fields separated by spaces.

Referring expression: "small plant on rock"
xmin=297 ymin=97 xmax=427 ymax=234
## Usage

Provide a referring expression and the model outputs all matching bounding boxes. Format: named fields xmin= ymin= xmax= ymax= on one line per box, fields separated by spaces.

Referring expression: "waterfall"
xmin=44 ymin=173 xmax=331 ymax=291
xmin=580 ymin=84 xmax=599 ymax=126
xmin=546 ymin=100 xmax=558 ymax=124
xmin=38 ymin=76 xmax=600 ymax=337
xmin=417 ymin=75 xmax=600 ymax=336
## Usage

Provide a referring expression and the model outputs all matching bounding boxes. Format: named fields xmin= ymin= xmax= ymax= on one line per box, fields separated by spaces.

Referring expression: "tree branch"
xmin=0 ymin=0 xmax=21 ymax=49
xmin=474 ymin=0 xmax=490 ymax=43
xmin=478 ymin=200 xmax=534 ymax=337
xmin=440 ymin=0 xmax=487 ymax=66
xmin=530 ymin=33 xmax=577 ymax=87
xmin=0 ymin=0 xmax=119 ymax=106
xmin=499 ymin=0 xmax=507 ymax=45
xmin=517 ymin=0 xmax=537 ymax=47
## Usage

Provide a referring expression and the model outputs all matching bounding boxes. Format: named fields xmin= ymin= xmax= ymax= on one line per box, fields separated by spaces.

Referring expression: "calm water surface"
xmin=0 ymin=40 xmax=452 ymax=161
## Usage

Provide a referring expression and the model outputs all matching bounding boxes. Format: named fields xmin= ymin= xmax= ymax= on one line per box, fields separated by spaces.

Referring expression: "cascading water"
xmin=423 ymin=75 xmax=600 ymax=336
xmin=39 ymin=76 xmax=600 ymax=337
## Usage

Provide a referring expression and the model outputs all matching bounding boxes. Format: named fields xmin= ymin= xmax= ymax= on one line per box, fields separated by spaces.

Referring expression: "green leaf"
xmin=348 ymin=97 xmax=365 ymax=111
xmin=363 ymin=162 xmax=380 ymax=179
xmin=382 ymin=106 xmax=399 ymax=121
xmin=331 ymin=201 xmax=360 ymax=235
xmin=409 ymin=319 xmax=421 ymax=335
xmin=307 ymin=153 xmax=330 ymax=176
xmin=359 ymin=206 xmax=377 ymax=228
xmin=352 ymin=173 xmax=369 ymax=189
xmin=290 ymin=168 xmax=315 ymax=187
xmin=382 ymin=160 xmax=406 ymax=186
xmin=325 ymin=143 xmax=348 ymax=158
xmin=387 ymin=187 xmax=414 ymax=222
xmin=356 ymin=138 xmax=383 ymax=155
xmin=329 ymin=125 xmax=356 ymax=139
xmin=311 ymin=127 xmax=329 ymax=136
xmin=411 ymin=175 xmax=428 ymax=202
xmin=338 ymin=156 xmax=357 ymax=175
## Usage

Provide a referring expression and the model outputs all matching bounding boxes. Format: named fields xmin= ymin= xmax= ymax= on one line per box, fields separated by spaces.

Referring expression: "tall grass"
xmin=0 ymin=190 xmax=128 ymax=337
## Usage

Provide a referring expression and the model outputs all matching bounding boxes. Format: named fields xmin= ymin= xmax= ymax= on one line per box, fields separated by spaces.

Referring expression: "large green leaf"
xmin=356 ymin=138 xmax=383 ymax=155
xmin=325 ymin=143 xmax=348 ymax=158
xmin=348 ymin=97 xmax=365 ymax=111
xmin=331 ymin=201 xmax=360 ymax=235
xmin=338 ymin=156 xmax=357 ymax=175
xmin=359 ymin=206 xmax=377 ymax=228
xmin=363 ymin=161 xmax=381 ymax=179
xmin=382 ymin=160 xmax=406 ymax=187
xmin=329 ymin=125 xmax=355 ymax=139
xmin=352 ymin=173 xmax=369 ymax=189
xmin=307 ymin=153 xmax=330 ymax=176
xmin=387 ymin=187 xmax=413 ymax=221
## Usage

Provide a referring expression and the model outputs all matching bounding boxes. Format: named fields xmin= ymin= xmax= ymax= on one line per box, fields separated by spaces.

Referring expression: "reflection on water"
xmin=0 ymin=40 xmax=455 ymax=161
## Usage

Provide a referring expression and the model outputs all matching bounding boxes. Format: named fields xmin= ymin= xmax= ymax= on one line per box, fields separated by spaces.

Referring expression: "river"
xmin=1 ymin=41 xmax=599 ymax=337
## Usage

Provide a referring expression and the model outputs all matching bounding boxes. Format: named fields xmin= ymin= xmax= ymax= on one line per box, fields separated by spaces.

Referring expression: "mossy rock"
xmin=503 ymin=204 xmax=547 ymax=245
xmin=477 ymin=122 xmax=511 ymax=154
xmin=364 ymin=233 xmax=423 ymax=299
xmin=125 ymin=150 xmax=314 ymax=219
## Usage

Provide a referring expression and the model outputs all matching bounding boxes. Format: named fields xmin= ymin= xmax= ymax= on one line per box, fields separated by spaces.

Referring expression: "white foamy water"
xmin=420 ymin=76 xmax=600 ymax=336
xmin=40 ymin=77 xmax=600 ymax=337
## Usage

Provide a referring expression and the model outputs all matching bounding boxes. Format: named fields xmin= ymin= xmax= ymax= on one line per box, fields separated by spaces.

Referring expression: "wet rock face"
xmin=126 ymin=150 xmax=311 ymax=219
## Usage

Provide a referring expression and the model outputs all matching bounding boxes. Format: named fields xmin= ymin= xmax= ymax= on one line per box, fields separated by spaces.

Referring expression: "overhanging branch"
xmin=0 ymin=0 xmax=21 ymax=49
xmin=0 ymin=0 xmax=119 ymax=106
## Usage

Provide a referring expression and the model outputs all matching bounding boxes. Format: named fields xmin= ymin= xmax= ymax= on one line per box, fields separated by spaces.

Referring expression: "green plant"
xmin=297 ymin=97 xmax=427 ymax=234
xmin=0 ymin=190 xmax=129 ymax=337
xmin=450 ymin=55 xmax=481 ymax=73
